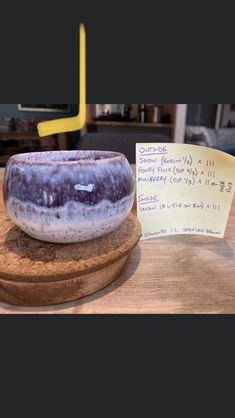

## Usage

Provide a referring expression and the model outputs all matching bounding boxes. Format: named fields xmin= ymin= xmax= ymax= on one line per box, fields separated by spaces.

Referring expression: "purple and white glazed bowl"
xmin=3 ymin=150 xmax=135 ymax=243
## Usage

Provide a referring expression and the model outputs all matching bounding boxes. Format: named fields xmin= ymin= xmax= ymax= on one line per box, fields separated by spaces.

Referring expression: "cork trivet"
xmin=0 ymin=212 xmax=141 ymax=306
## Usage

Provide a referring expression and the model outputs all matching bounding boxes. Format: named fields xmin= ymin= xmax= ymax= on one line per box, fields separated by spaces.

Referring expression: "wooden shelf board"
xmin=0 ymin=131 xmax=40 ymax=140
xmin=87 ymin=121 xmax=172 ymax=128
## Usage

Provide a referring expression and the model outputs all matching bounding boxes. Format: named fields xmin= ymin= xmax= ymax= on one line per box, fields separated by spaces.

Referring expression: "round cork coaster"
xmin=0 ymin=212 xmax=141 ymax=306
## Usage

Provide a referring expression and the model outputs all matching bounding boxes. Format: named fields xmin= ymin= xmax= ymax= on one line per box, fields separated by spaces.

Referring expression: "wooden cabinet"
xmin=0 ymin=131 xmax=57 ymax=166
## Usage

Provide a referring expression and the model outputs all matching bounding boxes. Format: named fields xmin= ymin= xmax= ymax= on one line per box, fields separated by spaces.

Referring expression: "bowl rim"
xmin=7 ymin=150 xmax=126 ymax=166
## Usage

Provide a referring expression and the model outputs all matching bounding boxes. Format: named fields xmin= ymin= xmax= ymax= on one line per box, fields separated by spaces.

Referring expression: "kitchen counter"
xmin=1 ymin=166 xmax=235 ymax=314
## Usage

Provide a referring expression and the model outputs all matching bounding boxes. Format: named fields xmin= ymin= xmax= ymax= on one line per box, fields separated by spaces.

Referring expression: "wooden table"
xmin=1 ymin=166 xmax=235 ymax=314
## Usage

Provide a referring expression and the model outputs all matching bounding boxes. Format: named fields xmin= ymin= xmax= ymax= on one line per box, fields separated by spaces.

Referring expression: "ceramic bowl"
xmin=3 ymin=150 xmax=135 ymax=243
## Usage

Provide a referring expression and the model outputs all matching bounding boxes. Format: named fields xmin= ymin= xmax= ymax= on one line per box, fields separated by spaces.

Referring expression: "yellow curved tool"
xmin=37 ymin=23 xmax=86 ymax=137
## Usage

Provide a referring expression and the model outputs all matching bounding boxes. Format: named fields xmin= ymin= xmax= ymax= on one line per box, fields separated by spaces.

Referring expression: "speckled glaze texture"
xmin=3 ymin=150 xmax=135 ymax=243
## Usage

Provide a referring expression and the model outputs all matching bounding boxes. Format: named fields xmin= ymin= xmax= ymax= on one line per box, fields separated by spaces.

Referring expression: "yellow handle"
xmin=37 ymin=23 xmax=86 ymax=137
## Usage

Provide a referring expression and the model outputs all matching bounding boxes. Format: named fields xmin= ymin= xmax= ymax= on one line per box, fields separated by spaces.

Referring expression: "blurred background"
xmin=0 ymin=104 xmax=234 ymax=166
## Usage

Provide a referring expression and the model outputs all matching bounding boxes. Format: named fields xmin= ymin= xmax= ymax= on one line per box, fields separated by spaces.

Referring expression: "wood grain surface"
xmin=1 ymin=166 xmax=235 ymax=313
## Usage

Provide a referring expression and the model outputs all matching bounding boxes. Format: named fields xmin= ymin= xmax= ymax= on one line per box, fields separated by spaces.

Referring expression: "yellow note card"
xmin=136 ymin=143 xmax=235 ymax=239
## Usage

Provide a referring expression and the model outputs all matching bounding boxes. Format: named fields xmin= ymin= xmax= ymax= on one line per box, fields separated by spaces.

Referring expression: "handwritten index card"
xmin=136 ymin=143 xmax=235 ymax=239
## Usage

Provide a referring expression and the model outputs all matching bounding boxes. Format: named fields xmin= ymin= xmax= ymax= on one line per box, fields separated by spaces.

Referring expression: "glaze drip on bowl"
xmin=3 ymin=150 xmax=135 ymax=243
